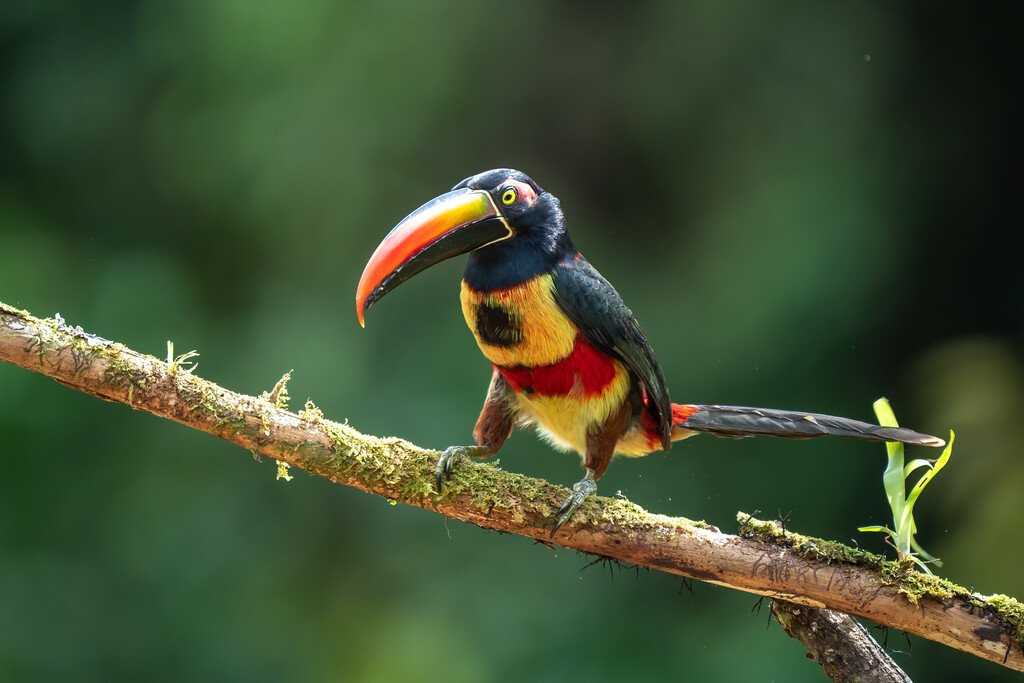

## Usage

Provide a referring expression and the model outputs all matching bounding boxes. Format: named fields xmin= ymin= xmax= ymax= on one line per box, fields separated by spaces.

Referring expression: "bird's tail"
xmin=670 ymin=403 xmax=945 ymax=447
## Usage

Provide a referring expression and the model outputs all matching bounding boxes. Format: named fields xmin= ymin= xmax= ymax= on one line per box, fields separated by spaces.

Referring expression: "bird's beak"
xmin=355 ymin=189 xmax=512 ymax=326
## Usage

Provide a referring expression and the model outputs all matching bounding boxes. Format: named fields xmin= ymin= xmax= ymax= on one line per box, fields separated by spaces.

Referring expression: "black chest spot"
xmin=475 ymin=303 xmax=522 ymax=348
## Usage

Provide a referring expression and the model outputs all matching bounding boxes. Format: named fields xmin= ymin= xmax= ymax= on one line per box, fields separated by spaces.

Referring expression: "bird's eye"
xmin=501 ymin=187 xmax=517 ymax=205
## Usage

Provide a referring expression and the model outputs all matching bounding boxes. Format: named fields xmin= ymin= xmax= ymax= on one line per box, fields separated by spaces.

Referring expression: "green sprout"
xmin=857 ymin=398 xmax=955 ymax=574
xmin=166 ymin=340 xmax=200 ymax=376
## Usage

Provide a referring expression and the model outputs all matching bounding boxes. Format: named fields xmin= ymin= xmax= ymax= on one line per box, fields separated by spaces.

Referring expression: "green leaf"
xmin=906 ymin=431 xmax=955 ymax=510
xmin=909 ymin=553 xmax=934 ymax=574
xmin=873 ymin=398 xmax=908 ymax=554
xmin=897 ymin=430 xmax=955 ymax=551
xmin=857 ymin=525 xmax=894 ymax=535
xmin=910 ymin=536 xmax=943 ymax=568
xmin=904 ymin=458 xmax=934 ymax=479
xmin=873 ymin=397 xmax=905 ymax=460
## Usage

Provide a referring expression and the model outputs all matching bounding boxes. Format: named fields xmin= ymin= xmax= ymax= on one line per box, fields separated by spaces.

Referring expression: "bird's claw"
xmin=552 ymin=475 xmax=598 ymax=535
xmin=434 ymin=445 xmax=479 ymax=493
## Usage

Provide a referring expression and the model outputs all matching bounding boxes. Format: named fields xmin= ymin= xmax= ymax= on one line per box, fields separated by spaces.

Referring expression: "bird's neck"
xmin=463 ymin=231 xmax=574 ymax=291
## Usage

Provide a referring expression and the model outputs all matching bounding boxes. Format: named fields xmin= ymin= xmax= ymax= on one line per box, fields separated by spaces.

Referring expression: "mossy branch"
xmin=1 ymin=300 xmax=1021 ymax=672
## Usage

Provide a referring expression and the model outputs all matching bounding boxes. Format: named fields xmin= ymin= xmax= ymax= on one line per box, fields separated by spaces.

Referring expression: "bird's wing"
xmin=552 ymin=255 xmax=673 ymax=449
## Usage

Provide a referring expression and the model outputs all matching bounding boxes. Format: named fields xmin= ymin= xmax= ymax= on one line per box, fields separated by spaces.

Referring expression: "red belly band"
xmin=497 ymin=336 xmax=618 ymax=397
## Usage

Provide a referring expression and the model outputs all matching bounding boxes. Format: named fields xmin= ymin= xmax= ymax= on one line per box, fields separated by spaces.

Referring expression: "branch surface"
xmin=1 ymin=301 xmax=1021 ymax=672
xmin=772 ymin=600 xmax=911 ymax=682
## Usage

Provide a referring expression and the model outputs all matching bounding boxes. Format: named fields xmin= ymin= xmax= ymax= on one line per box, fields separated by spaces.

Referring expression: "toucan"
xmin=355 ymin=168 xmax=944 ymax=529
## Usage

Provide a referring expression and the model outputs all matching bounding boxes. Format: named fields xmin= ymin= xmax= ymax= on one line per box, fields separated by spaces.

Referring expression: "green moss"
xmin=438 ymin=456 xmax=538 ymax=515
xmin=170 ymin=374 xmax=248 ymax=435
xmin=737 ymin=512 xmax=1023 ymax=643
xmin=260 ymin=370 xmax=292 ymax=410
xmin=313 ymin=417 xmax=541 ymax=518
xmin=318 ymin=421 xmax=433 ymax=498
xmin=879 ymin=560 xmax=972 ymax=604
xmin=985 ymin=593 xmax=1024 ymax=643
xmin=737 ymin=512 xmax=885 ymax=568
xmin=102 ymin=349 xmax=148 ymax=393
xmin=275 ymin=461 xmax=293 ymax=482
xmin=0 ymin=301 xmax=31 ymax=318
xmin=258 ymin=407 xmax=273 ymax=438
xmin=441 ymin=459 xmax=706 ymax=532
xmin=298 ymin=399 xmax=324 ymax=424
xmin=68 ymin=335 xmax=102 ymax=369
xmin=309 ymin=418 xmax=708 ymax=532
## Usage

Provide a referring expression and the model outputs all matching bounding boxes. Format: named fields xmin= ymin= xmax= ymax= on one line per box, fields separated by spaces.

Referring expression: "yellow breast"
xmin=513 ymin=368 xmax=631 ymax=454
xmin=460 ymin=274 xmax=578 ymax=367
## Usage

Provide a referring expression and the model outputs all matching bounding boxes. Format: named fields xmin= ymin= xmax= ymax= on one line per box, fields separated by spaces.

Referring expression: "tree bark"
xmin=772 ymin=601 xmax=912 ymax=682
xmin=0 ymin=301 xmax=1020 ymax=672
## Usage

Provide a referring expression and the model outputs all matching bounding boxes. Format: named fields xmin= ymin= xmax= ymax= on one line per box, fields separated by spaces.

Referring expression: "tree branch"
xmin=1 ymin=301 xmax=1021 ymax=672
xmin=772 ymin=600 xmax=911 ymax=682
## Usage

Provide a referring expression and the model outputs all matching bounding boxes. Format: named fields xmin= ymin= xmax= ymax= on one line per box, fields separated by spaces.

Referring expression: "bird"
xmin=354 ymin=168 xmax=945 ymax=530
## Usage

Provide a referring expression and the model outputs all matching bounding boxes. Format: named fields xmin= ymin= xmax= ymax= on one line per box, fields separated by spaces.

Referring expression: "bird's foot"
xmin=552 ymin=470 xmax=598 ymax=535
xmin=434 ymin=445 xmax=485 ymax=493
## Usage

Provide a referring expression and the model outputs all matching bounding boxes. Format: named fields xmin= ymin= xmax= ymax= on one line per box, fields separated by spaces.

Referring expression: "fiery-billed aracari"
xmin=355 ymin=168 xmax=944 ymax=529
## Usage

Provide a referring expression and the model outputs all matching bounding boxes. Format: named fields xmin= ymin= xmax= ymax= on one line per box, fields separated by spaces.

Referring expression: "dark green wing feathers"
xmin=552 ymin=256 xmax=673 ymax=450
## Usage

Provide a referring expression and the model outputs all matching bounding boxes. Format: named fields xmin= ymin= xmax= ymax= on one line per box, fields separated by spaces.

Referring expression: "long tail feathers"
xmin=672 ymin=404 xmax=945 ymax=447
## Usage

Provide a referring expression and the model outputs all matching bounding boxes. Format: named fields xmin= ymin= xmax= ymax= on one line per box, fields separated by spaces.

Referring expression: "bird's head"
xmin=355 ymin=168 xmax=567 ymax=326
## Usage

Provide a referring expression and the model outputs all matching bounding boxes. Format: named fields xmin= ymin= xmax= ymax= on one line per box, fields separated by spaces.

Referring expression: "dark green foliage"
xmin=0 ymin=3 xmax=1020 ymax=681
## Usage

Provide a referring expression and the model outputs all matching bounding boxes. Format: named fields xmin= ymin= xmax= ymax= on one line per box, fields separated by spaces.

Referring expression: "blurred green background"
xmin=1 ymin=2 xmax=1020 ymax=681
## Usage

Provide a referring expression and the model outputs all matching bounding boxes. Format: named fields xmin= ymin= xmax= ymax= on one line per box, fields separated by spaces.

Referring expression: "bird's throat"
xmin=459 ymin=274 xmax=577 ymax=368
xmin=463 ymin=232 xmax=568 ymax=291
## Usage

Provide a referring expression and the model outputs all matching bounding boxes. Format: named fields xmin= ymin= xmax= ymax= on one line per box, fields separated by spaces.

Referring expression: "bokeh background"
xmin=1 ymin=2 xmax=1019 ymax=681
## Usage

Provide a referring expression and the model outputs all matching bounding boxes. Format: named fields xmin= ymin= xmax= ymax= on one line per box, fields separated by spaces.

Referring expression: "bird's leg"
xmin=552 ymin=400 xmax=631 ymax=533
xmin=554 ymin=468 xmax=598 ymax=531
xmin=435 ymin=371 xmax=514 ymax=492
